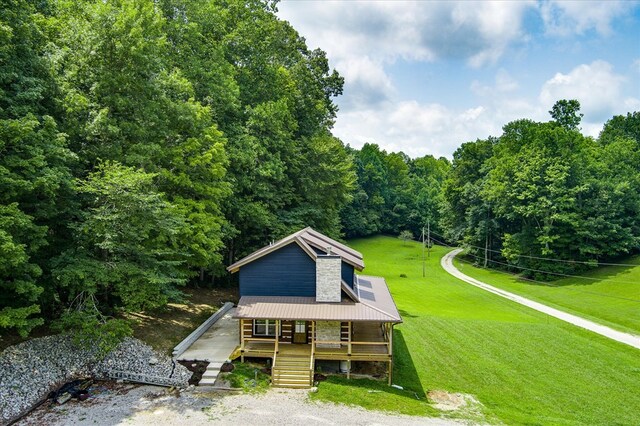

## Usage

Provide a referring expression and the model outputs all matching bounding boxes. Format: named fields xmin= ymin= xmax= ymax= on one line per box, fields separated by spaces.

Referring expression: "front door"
xmin=292 ymin=321 xmax=307 ymax=344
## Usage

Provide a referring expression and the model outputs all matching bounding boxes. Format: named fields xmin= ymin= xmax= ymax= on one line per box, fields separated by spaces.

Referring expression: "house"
xmin=227 ymin=227 xmax=402 ymax=388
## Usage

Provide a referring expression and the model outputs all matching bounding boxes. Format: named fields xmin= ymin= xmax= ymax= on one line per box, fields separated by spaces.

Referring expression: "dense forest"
xmin=1 ymin=0 xmax=638 ymax=342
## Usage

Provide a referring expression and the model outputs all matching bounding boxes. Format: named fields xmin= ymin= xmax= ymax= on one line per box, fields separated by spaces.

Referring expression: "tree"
xmin=50 ymin=0 xmax=230 ymax=278
xmin=549 ymin=99 xmax=583 ymax=131
xmin=54 ymin=162 xmax=189 ymax=312
xmin=0 ymin=1 xmax=75 ymax=336
xmin=599 ymin=111 xmax=640 ymax=146
xmin=398 ymin=230 xmax=413 ymax=245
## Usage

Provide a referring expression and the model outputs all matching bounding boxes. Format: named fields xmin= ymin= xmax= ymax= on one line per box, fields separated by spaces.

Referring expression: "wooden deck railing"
xmin=313 ymin=340 xmax=391 ymax=355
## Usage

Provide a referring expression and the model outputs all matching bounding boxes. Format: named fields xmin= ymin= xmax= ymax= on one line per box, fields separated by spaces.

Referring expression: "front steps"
xmin=272 ymin=354 xmax=313 ymax=388
xmin=199 ymin=361 xmax=223 ymax=386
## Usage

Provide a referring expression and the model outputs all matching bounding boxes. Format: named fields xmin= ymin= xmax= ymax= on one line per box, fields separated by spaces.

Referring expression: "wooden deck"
xmin=240 ymin=321 xmax=394 ymax=387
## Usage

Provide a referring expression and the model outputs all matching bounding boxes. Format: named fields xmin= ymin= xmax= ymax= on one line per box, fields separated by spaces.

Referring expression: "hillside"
xmin=337 ymin=236 xmax=640 ymax=425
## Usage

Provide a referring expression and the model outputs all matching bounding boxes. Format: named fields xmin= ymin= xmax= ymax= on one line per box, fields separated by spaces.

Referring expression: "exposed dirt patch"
xmin=126 ymin=287 xmax=238 ymax=355
xmin=1 ymin=287 xmax=239 ymax=355
xmin=219 ymin=362 xmax=234 ymax=373
xmin=427 ymin=390 xmax=482 ymax=413
xmin=178 ymin=360 xmax=210 ymax=386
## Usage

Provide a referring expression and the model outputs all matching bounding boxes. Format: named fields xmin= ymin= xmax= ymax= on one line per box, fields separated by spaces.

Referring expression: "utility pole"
xmin=422 ymin=226 xmax=425 ymax=278
xmin=484 ymin=210 xmax=489 ymax=268
xmin=427 ymin=219 xmax=431 ymax=259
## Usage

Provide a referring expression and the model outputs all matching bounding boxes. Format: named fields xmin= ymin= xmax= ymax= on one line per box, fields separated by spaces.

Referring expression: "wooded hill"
xmin=1 ymin=0 xmax=638 ymax=341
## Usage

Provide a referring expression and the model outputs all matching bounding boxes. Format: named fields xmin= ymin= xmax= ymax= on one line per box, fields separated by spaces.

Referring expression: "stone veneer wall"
xmin=316 ymin=255 xmax=342 ymax=302
xmin=315 ymin=321 xmax=341 ymax=348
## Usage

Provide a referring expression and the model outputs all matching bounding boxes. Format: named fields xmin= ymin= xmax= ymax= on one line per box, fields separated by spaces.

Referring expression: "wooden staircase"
xmin=272 ymin=346 xmax=313 ymax=388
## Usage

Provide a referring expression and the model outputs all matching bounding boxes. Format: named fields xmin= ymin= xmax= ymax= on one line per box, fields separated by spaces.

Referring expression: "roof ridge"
xmin=303 ymin=228 xmax=363 ymax=260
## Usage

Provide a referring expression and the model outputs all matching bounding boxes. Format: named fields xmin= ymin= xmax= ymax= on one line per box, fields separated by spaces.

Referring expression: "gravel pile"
xmin=0 ymin=335 xmax=191 ymax=424
xmin=92 ymin=338 xmax=191 ymax=385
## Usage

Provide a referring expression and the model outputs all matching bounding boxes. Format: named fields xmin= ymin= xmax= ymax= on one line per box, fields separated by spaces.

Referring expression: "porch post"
xmin=348 ymin=321 xmax=352 ymax=355
xmin=275 ymin=320 xmax=280 ymax=353
xmin=241 ymin=319 xmax=246 ymax=362
xmin=347 ymin=359 xmax=351 ymax=380
xmin=388 ymin=323 xmax=394 ymax=385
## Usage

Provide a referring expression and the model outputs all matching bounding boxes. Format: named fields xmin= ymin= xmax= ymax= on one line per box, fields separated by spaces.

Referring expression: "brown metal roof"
xmin=234 ymin=275 xmax=402 ymax=323
xmin=227 ymin=227 xmax=365 ymax=272
xmin=299 ymin=228 xmax=364 ymax=270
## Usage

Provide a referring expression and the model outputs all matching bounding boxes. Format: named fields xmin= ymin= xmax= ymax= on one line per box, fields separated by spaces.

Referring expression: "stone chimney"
xmin=316 ymin=250 xmax=342 ymax=303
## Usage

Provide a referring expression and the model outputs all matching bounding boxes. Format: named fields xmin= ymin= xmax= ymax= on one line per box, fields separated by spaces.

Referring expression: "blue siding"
xmin=239 ymin=242 xmax=316 ymax=297
xmin=341 ymin=262 xmax=354 ymax=288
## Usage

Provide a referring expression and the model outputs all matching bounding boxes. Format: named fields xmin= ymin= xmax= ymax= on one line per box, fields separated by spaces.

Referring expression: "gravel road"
xmin=17 ymin=384 xmax=465 ymax=426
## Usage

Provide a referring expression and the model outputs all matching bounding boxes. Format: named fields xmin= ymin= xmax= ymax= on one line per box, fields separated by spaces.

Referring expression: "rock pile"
xmin=0 ymin=336 xmax=191 ymax=423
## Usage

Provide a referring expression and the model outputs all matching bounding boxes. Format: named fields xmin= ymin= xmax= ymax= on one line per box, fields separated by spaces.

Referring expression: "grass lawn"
xmin=452 ymin=254 xmax=640 ymax=336
xmin=221 ymin=361 xmax=271 ymax=392
xmin=313 ymin=236 xmax=640 ymax=425
xmin=309 ymin=376 xmax=440 ymax=418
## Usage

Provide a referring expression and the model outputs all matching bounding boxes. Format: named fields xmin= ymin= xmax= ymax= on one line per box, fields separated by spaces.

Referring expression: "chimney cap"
xmin=326 ymin=246 xmax=332 ymax=255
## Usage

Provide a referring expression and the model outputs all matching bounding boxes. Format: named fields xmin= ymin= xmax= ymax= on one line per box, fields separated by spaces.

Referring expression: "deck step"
xmin=273 ymin=373 xmax=310 ymax=379
xmin=272 ymin=352 xmax=313 ymax=388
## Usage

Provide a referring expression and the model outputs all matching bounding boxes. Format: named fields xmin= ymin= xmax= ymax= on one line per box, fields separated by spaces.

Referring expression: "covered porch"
xmin=239 ymin=319 xmax=394 ymax=385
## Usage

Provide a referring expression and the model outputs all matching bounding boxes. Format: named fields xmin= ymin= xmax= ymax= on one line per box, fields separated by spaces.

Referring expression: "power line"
xmin=432 ymin=235 xmax=640 ymax=302
xmin=429 ymin=235 xmax=640 ymax=287
xmin=451 ymin=250 xmax=640 ymax=304
xmin=429 ymin=230 xmax=640 ymax=268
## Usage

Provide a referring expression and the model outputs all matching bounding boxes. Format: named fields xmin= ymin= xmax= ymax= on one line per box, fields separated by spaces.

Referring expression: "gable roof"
xmin=227 ymin=227 xmax=364 ymax=273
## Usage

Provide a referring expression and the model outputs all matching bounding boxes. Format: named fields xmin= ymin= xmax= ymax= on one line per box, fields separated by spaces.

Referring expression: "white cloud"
xmin=540 ymin=0 xmax=634 ymax=36
xmin=335 ymin=56 xmax=395 ymax=110
xmin=279 ymin=1 xmax=533 ymax=66
xmin=539 ymin=60 xmax=638 ymax=127
xmin=333 ymin=101 xmax=501 ymax=159
xmin=277 ymin=2 xmax=639 ymax=157
xmin=333 ymin=60 xmax=640 ymax=157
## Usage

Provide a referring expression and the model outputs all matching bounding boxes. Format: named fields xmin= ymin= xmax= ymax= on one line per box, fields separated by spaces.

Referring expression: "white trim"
xmin=253 ymin=319 xmax=280 ymax=337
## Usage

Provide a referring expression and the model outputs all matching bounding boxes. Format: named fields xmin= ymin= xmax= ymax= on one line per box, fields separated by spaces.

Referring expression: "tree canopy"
xmin=0 ymin=0 xmax=638 ymax=341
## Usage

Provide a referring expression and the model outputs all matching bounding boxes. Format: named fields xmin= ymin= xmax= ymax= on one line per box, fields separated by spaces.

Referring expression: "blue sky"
xmin=277 ymin=1 xmax=640 ymax=158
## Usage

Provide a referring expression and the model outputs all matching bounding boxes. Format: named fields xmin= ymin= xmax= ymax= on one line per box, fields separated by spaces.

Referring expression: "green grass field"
xmin=453 ymin=254 xmax=640 ymax=335
xmin=314 ymin=236 xmax=640 ymax=425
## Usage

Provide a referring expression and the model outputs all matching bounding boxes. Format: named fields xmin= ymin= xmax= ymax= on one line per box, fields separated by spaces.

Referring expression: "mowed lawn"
xmin=453 ymin=254 xmax=640 ymax=336
xmin=346 ymin=236 xmax=640 ymax=425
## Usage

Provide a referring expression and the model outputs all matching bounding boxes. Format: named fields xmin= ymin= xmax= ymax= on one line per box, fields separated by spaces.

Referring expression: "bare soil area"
xmin=17 ymin=384 xmax=464 ymax=426
xmin=125 ymin=286 xmax=238 ymax=355
xmin=0 ymin=286 xmax=238 ymax=355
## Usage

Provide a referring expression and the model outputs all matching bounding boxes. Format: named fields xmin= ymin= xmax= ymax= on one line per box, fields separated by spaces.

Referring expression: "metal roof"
xmin=234 ymin=275 xmax=402 ymax=323
xmin=227 ymin=227 xmax=365 ymax=272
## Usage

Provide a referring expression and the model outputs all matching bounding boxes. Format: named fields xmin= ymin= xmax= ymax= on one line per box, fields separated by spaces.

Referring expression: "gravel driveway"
xmin=17 ymin=384 xmax=464 ymax=426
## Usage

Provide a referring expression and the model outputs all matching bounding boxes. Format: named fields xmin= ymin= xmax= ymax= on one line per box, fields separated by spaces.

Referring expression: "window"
xmin=253 ymin=319 xmax=278 ymax=336
xmin=294 ymin=321 xmax=306 ymax=333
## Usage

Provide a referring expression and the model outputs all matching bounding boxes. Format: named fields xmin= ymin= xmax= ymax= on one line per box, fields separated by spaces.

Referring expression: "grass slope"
xmin=337 ymin=236 xmax=640 ymax=425
xmin=453 ymin=254 xmax=640 ymax=335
